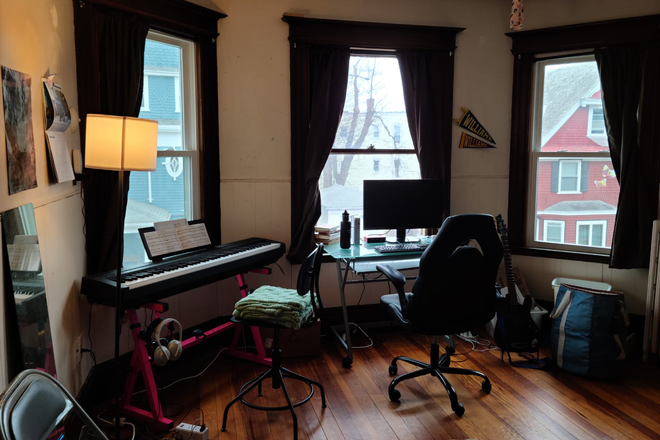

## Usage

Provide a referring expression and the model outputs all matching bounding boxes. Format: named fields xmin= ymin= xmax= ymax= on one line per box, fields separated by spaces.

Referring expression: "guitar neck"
xmin=501 ymin=235 xmax=518 ymax=304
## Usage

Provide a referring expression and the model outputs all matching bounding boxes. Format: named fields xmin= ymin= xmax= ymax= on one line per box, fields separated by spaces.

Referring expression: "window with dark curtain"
xmin=506 ymin=15 xmax=660 ymax=268
xmin=283 ymin=16 xmax=463 ymax=263
xmin=73 ymin=0 xmax=224 ymax=274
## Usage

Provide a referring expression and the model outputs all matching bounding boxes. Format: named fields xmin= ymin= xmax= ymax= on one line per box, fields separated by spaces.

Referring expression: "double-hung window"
xmin=528 ymin=55 xmax=619 ymax=253
xmin=124 ymin=31 xmax=199 ymax=265
xmin=318 ymin=55 xmax=419 ymax=236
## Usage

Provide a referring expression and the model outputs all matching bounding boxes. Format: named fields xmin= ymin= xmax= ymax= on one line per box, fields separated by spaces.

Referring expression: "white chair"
xmin=0 ymin=369 xmax=108 ymax=440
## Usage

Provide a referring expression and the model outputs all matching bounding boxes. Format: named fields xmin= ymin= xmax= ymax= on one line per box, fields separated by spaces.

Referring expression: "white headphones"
xmin=152 ymin=318 xmax=183 ymax=367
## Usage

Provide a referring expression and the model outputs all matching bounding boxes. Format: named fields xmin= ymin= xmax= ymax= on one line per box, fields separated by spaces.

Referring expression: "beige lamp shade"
xmin=85 ymin=114 xmax=158 ymax=171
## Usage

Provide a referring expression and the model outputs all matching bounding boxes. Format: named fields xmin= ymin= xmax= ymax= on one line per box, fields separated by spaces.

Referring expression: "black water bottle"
xmin=340 ymin=210 xmax=351 ymax=249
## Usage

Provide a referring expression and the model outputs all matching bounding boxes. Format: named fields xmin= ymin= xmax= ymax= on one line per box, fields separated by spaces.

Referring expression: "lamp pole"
xmin=114 ymin=169 xmax=125 ymax=440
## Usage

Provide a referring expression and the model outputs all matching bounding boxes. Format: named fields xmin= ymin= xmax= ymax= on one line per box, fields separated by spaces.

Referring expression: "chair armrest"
xmin=376 ymin=264 xmax=411 ymax=318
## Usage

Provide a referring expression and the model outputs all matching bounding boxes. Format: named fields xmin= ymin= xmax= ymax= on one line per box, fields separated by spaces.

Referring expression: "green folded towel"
xmin=232 ymin=285 xmax=314 ymax=329
xmin=235 ymin=285 xmax=310 ymax=311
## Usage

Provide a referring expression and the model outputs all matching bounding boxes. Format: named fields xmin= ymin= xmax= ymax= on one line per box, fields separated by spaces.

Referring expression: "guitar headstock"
xmin=495 ymin=214 xmax=508 ymax=238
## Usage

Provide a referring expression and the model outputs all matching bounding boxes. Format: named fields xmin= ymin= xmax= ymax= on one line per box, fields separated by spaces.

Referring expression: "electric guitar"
xmin=494 ymin=215 xmax=539 ymax=355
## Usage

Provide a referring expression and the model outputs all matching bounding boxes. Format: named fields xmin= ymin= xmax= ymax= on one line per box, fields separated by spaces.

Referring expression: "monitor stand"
xmin=386 ymin=229 xmax=421 ymax=244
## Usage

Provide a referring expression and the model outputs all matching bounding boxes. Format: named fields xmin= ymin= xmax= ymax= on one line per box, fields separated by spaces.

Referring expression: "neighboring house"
xmin=125 ymin=40 xmax=186 ymax=263
xmin=535 ymin=65 xmax=619 ymax=247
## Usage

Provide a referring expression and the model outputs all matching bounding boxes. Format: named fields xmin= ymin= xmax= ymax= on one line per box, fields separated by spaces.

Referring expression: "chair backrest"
xmin=0 ymin=369 xmax=108 ymax=440
xmin=410 ymin=214 xmax=503 ymax=334
xmin=296 ymin=243 xmax=324 ymax=325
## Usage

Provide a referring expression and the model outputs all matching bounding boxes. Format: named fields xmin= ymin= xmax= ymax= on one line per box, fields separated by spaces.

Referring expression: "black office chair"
xmin=376 ymin=214 xmax=503 ymax=416
xmin=222 ymin=244 xmax=325 ymax=440
xmin=0 ymin=369 xmax=109 ymax=440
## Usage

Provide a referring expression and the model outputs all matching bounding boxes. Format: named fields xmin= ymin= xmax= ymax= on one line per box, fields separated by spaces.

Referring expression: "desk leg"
xmin=331 ymin=259 xmax=354 ymax=368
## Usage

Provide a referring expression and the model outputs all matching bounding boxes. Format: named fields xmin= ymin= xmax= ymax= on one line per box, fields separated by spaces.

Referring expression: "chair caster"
xmin=342 ymin=357 xmax=353 ymax=368
xmin=482 ymin=380 xmax=491 ymax=394
xmin=452 ymin=403 xmax=465 ymax=417
xmin=389 ymin=389 xmax=401 ymax=402
xmin=445 ymin=345 xmax=455 ymax=355
xmin=388 ymin=364 xmax=398 ymax=375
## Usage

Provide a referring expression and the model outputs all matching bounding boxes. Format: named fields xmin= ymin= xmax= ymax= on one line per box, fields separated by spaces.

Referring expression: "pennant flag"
xmin=454 ymin=107 xmax=496 ymax=144
xmin=459 ymin=132 xmax=496 ymax=149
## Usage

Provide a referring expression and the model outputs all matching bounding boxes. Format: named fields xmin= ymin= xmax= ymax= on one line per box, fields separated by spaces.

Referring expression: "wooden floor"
xmin=149 ymin=328 xmax=660 ymax=440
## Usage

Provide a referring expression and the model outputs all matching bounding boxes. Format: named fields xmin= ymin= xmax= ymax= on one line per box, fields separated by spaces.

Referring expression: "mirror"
xmin=1 ymin=203 xmax=57 ymax=377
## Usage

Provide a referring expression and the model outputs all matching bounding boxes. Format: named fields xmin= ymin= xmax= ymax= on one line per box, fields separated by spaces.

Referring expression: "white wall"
xmin=1 ymin=0 xmax=658 ymax=395
xmin=0 ymin=0 xmax=88 ymax=392
xmin=210 ymin=0 xmax=660 ymax=316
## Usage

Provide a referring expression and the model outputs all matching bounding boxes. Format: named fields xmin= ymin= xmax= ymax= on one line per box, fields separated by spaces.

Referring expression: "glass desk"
xmin=324 ymin=239 xmax=431 ymax=368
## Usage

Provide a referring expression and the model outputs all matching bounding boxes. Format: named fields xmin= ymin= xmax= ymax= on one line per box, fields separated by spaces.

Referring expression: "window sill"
xmin=510 ymin=245 xmax=610 ymax=264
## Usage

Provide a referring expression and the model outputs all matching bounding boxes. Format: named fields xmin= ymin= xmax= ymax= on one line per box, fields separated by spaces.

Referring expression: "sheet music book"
xmin=140 ymin=220 xmax=211 ymax=259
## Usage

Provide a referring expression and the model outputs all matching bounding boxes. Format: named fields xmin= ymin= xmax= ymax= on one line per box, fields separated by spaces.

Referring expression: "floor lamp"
xmin=84 ymin=114 xmax=158 ymax=438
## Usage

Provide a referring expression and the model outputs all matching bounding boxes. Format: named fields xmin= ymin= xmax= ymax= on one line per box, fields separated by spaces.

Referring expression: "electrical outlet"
xmin=73 ymin=334 xmax=83 ymax=365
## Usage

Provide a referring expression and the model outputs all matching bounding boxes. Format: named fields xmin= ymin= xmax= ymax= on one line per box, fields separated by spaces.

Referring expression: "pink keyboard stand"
xmin=120 ymin=271 xmax=272 ymax=430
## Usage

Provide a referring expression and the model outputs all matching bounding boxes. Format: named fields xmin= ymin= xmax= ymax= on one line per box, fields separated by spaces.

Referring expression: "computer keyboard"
xmin=374 ymin=243 xmax=428 ymax=253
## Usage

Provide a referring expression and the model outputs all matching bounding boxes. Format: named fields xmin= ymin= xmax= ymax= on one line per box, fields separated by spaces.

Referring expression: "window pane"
xmin=546 ymin=223 xmax=562 ymax=243
xmin=332 ymin=56 xmax=413 ymax=150
xmin=560 ymin=176 xmax=578 ymax=191
xmin=577 ymin=224 xmax=589 ymax=245
xmin=535 ymin=157 xmax=618 ymax=249
xmin=125 ymin=32 xmax=195 ymax=267
xmin=140 ymin=39 xmax=184 ymax=151
xmin=539 ymin=60 xmax=608 ymax=153
xmin=592 ymin=223 xmax=604 ymax=246
xmin=319 ymin=153 xmax=420 ymax=233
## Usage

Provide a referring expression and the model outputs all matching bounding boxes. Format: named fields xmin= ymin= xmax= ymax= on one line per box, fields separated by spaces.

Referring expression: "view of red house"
xmin=534 ymin=63 xmax=620 ymax=248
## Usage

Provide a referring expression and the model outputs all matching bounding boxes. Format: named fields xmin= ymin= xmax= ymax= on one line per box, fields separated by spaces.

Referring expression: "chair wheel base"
xmin=389 ymin=389 xmax=401 ymax=402
xmin=445 ymin=345 xmax=455 ymax=355
xmin=482 ymin=380 xmax=491 ymax=394
xmin=452 ymin=403 xmax=465 ymax=416
xmin=342 ymin=357 xmax=353 ymax=368
xmin=388 ymin=364 xmax=397 ymax=375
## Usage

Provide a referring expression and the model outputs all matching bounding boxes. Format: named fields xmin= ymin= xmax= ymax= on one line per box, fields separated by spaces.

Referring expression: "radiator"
xmin=644 ymin=220 xmax=660 ymax=361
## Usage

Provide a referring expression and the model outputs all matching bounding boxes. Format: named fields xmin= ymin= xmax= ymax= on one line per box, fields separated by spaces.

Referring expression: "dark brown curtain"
xmin=288 ymin=47 xmax=350 ymax=263
xmin=596 ymin=42 xmax=660 ymax=269
xmin=397 ymin=50 xmax=455 ymax=219
xmin=74 ymin=4 xmax=149 ymax=274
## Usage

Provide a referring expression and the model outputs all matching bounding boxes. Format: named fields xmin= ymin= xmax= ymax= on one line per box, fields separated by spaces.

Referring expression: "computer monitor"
xmin=363 ymin=179 xmax=444 ymax=243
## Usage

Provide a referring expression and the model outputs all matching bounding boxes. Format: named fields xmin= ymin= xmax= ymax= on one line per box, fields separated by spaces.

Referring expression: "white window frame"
xmin=576 ymin=220 xmax=607 ymax=247
xmin=587 ymin=106 xmax=605 ymax=136
xmin=558 ymin=159 xmax=581 ymax=194
xmin=140 ymin=75 xmax=150 ymax=112
xmin=126 ymin=30 xmax=199 ymax=236
xmin=526 ymin=54 xmax=614 ymax=255
xmin=543 ymin=220 xmax=565 ymax=243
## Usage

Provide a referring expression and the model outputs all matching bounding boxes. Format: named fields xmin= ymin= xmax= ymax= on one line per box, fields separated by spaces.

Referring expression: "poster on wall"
xmin=2 ymin=66 xmax=37 ymax=195
xmin=42 ymin=74 xmax=74 ymax=183
xmin=454 ymin=107 xmax=496 ymax=145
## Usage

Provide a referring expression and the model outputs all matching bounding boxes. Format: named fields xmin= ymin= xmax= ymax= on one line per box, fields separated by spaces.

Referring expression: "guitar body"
xmin=494 ymin=215 xmax=540 ymax=355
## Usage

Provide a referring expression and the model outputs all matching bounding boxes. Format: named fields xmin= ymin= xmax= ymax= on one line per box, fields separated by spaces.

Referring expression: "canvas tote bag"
xmin=550 ymin=283 xmax=629 ymax=379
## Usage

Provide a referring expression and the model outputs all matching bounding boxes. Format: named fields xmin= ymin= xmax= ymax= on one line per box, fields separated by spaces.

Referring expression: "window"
xmin=373 ymin=125 xmax=380 ymax=138
xmin=589 ymin=107 xmax=605 ymax=135
xmin=393 ymin=123 xmax=401 ymax=144
xmin=140 ymin=75 xmax=150 ymax=111
xmin=543 ymin=220 xmax=565 ymax=243
xmin=318 ymin=55 xmax=419 ymax=235
xmin=558 ymin=160 xmax=581 ymax=194
xmin=576 ymin=220 xmax=607 ymax=247
xmin=124 ymin=31 xmax=199 ymax=266
xmin=527 ymin=55 xmax=619 ymax=255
